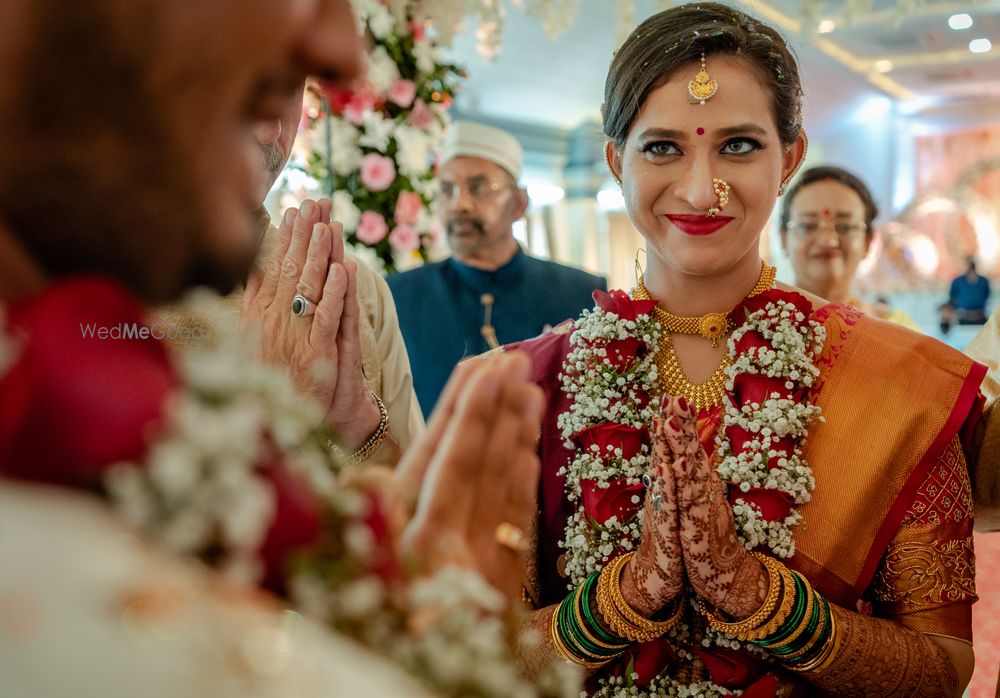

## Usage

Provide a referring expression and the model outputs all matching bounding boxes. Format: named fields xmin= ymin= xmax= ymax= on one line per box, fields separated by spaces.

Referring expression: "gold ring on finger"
xmin=495 ymin=522 xmax=530 ymax=553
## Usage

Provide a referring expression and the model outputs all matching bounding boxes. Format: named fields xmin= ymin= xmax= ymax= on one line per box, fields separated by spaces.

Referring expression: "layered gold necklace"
xmin=632 ymin=262 xmax=777 ymax=410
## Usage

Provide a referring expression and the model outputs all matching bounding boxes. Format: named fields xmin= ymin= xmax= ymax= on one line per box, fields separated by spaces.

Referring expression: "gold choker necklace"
xmin=633 ymin=262 xmax=776 ymax=348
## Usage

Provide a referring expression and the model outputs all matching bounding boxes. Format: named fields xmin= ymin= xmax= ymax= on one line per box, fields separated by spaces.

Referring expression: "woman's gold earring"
xmin=604 ymin=142 xmax=622 ymax=187
xmin=778 ymin=129 xmax=808 ymax=196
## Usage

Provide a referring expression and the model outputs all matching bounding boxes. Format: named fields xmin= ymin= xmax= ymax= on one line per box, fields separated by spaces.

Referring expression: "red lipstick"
xmin=666 ymin=214 xmax=734 ymax=236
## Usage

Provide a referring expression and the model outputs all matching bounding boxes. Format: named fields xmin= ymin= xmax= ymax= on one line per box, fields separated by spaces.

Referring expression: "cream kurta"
xmin=965 ymin=309 xmax=1000 ymax=530
xmin=0 ymin=481 xmax=438 ymax=698
xmin=155 ymin=228 xmax=424 ymax=457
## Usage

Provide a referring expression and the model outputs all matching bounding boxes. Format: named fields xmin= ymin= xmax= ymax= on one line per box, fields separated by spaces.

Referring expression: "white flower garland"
xmin=557 ymin=291 xmax=826 ymax=697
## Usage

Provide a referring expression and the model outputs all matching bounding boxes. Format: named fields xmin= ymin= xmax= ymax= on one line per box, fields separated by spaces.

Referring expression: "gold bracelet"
xmin=763 ymin=573 xmax=815 ymax=651
xmin=703 ymin=552 xmax=786 ymax=640
xmin=328 ymin=388 xmax=389 ymax=466
xmin=791 ymin=604 xmax=840 ymax=673
xmin=596 ymin=553 xmax=681 ymax=643
xmin=549 ymin=603 xmax=610 ymax=669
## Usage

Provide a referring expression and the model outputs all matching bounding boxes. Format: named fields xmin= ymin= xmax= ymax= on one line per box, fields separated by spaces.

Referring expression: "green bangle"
xmin=754 ymin=572 xmax=807 ymax=647
xmin=581 ymin=572 xmax=627 ymax=645
xmin=783 ymin=594 xmax=832 ymax=665
xmin=771 ymin=587 xmax=821 ymax=656
xmin=560 ymin=589 xmax=621 ymax=660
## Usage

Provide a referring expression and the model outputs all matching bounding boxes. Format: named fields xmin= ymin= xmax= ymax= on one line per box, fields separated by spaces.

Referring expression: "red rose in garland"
xmin=580 ymin=478 xmax=645 ymax=526
xmin=0 ymin=277 xmax=176 ymax=486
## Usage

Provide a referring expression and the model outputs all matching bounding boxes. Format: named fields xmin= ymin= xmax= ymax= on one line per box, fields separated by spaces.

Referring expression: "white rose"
xmin=357 ymin=110 xmax=395 ymax=151
xmin=332 ymin=190 xmax=361 ymax=233
xmin=331 ymin=119 xmax=362 ymax=176
xmin=365 ymin=46 xmax=400 ymax=94
xmin=367 ymin=3 xmax=396 ymax=39
xmin=394 ymin=124 xmax=432 ymax=178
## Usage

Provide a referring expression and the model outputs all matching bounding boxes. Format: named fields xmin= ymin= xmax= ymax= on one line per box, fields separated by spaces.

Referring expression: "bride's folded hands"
xmin=618 ymin=395 xmax=687 ymax=618
xmin=659 ymin=395 xmax=767 ymax=619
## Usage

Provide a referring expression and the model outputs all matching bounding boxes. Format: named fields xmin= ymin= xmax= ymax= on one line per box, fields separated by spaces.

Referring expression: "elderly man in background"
xmin=159 ymin=81 xmax=423 ymax=463
xmin=388 ymin=120 xmax=607 ymax=417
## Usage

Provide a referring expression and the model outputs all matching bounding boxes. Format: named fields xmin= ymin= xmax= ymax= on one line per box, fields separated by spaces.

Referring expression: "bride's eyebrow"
xmin=636 ymin=128 xmax=686 ymax=141
xmin=714 ymin=124 xmax=768 ymax=137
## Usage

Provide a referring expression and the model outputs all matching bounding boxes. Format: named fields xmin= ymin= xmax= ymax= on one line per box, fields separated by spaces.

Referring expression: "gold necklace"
xmin=635 ymin=262 xmax=776 ymax=348
xmin=632 ymin=261 xmax=777 ymax=410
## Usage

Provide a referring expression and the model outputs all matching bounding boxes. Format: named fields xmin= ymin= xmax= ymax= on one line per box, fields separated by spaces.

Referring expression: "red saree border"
xmin=853 ymin=358 xmax=987 ymax=600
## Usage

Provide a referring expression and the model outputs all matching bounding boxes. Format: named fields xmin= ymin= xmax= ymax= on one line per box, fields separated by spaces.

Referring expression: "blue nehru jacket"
xmin=387 ymin=247 xmax=606 ymax=418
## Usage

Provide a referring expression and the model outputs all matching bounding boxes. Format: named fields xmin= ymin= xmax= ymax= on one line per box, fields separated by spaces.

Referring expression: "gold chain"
xmin=632 ymin=261 xmax=777 ymax=410
xmin=635 ymin=262 xmax=776 ymax=347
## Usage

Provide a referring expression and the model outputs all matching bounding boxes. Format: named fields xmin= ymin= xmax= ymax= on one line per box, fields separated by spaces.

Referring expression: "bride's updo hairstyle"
xmin=603 ymin=2 xmax=803 ymax=148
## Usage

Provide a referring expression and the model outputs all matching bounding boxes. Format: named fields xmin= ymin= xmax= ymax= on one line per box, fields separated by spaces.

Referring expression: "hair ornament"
xmin=688 ymin=52 xmax=718 ymax=105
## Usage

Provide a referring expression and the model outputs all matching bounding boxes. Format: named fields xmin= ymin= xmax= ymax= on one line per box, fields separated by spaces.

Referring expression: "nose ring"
xmin=707 ymin=178 xmax=730 ymax=217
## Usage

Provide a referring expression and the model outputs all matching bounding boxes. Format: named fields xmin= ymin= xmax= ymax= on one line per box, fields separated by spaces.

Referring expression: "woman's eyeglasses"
xmin=787 ymin=220 xmax=866 ymax=237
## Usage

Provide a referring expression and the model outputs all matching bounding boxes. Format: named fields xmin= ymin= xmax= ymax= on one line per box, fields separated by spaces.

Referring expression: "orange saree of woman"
xmin=510 ymin=301 xmax=984 ymax=695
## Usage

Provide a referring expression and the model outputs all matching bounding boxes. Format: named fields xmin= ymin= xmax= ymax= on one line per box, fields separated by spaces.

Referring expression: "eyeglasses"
xmin=787 ymin=220 xmax=866 ymax=238
xmin=439 ymin=179 xmax=509 ymax=201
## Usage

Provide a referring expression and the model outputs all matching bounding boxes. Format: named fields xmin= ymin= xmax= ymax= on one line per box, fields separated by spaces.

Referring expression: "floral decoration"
xmin=556 ymin=286 xmax=826 ymax=696
xmin=293 ymin=0 xmax=464 ymax=273
xmin=0 ymin=280 xmax=575 ymax=698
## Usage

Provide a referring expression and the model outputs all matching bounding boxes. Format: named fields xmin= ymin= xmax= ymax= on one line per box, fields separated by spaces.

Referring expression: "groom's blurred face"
xmin=0 ymin=0 xmax=361 ymax=302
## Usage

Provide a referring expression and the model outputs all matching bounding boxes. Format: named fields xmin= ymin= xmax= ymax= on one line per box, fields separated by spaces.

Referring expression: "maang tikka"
xmin=688 ymin=52 xmax=718 ymax=105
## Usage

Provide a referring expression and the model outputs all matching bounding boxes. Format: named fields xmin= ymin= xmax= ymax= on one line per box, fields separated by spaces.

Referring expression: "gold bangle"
xmin=328 ymin=388 xmax=389 ymax=466
xmin=596 ymin=553 xmax=681 ymax=643
xmin=781 ymin=591 xmax=828 ymax=662
xmin=764 ymin=574 xmax=815 ymax=651
xmin=703 ymin=552 xmax=786 ymax=640
xmin=791 ymin=604 xmax=840 ymax=673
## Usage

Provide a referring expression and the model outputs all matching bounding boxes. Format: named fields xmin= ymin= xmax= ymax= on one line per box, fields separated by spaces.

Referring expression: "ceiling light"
xmin=873 ymin=59 xmax=894 ymax=73
xmin=948 ymin=13 xmax=973 ymax=31
xmin=817 ymin=19 xmax=836 ymax=34
xmin=969 ymin=38 xmax=992 ymax=54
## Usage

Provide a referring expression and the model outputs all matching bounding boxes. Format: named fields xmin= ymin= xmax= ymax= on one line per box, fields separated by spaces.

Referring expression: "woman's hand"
xmin=661 ymin=396 xmax=767 ymax=619
xmin=619 ymin=395 xmax=687 ymax=617
xmin=398 ymin=352 xmax=543 ymax=605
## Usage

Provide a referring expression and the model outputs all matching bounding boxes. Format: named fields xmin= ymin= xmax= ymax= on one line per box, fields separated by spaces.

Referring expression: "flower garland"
xmin=556 ymin=288 xmax=826 ymax=696
xmin=0 ymin=282 xmax=574 ymax=698
xmin=291 ymin=0 xmax=464 ymax=273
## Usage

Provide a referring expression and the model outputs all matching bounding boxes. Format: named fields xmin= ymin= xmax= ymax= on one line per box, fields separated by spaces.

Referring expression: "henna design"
xmin=662 ymin=397 xmax=767 ymax=616
xmin=621 ymin=406 xmax=686 ymax=617
xmin=515 ymin=606 xmax=567 ymax=678
xmin=806 ymin=604 xmax=959 ymax=697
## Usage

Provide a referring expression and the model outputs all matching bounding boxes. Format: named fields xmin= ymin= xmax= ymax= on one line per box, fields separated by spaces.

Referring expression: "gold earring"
xmin=778 ymin=129 xmax=808 ymax=196
xmin=604 ymin=141 xmax=621 ymax=187
xmin=707 ymin=178 xmax=730 ymax=217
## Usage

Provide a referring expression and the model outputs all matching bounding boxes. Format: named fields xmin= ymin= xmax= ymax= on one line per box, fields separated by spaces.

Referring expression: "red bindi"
xmin=696 ymin=127 xmax=705 ymax=135
xmin=821 ymin=208 xmax=832 ymax=218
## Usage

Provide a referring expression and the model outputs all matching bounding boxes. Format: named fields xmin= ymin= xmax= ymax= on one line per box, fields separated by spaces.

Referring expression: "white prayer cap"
xmin=440 ymin=120 xmax=523 ymax=181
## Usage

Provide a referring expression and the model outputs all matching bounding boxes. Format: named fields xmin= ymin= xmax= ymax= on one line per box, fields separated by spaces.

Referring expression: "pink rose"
xmin=408 ymin=20 xmax=426 ymax=41
xmin=389 ymin=224 xmax=420 ymax=253
xmin=356 ymin=211 xmax=389 ymax=244
xmin=394 ymin=191 xmax=423 ymax=225
xmin=580 ymin=477 xmax=645 ymax=526
xmin=342 ymin=90 xmax=379 ymax=126
xmin=359 ymin=153 xmax=396 ymax=192
xmin=388 ymin=78 xmax=417 ymax=108
xmin=593 ymin=289 xmax=657 ymax=321
xmin=407 ymin=99 xmax=434 ymax=130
